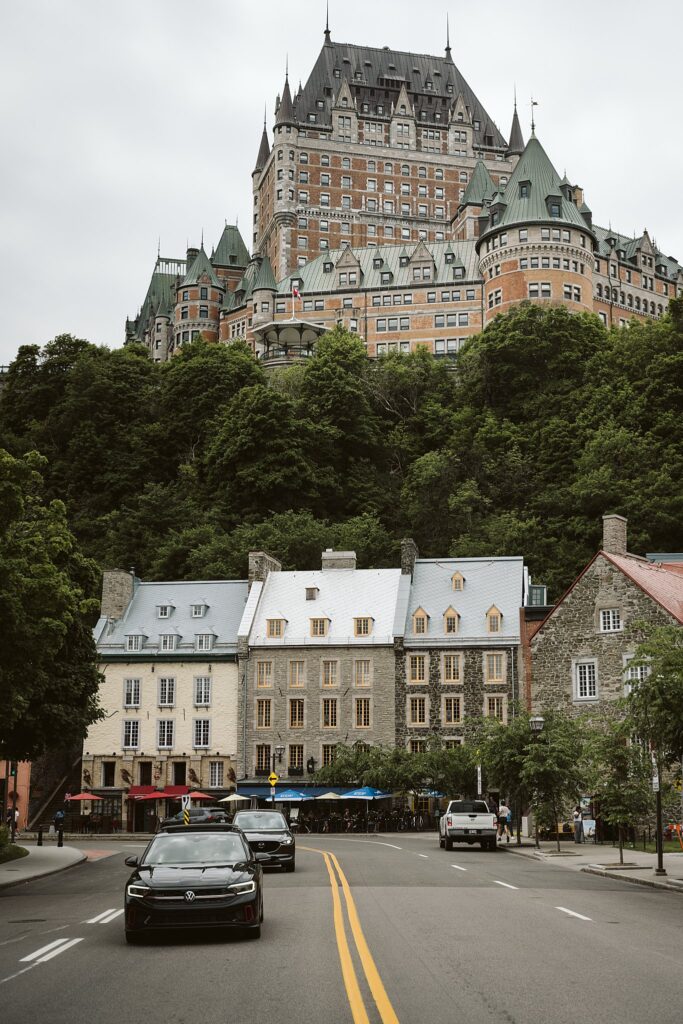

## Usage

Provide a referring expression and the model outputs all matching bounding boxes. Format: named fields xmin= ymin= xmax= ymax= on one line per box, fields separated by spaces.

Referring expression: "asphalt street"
xmin=0 ymin=833 xmax=682 ymax=1024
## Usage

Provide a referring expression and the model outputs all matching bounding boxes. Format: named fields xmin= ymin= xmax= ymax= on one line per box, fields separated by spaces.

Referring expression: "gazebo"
xmin=252 ymin=318 xmax=328 ymax=367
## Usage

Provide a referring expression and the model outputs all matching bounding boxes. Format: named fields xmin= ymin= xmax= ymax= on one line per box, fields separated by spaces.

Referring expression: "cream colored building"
xmin=83 ymin=571 xmax=248 ymax=832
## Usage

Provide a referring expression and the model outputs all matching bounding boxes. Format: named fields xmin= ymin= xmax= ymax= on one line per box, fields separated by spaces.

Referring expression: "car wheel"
xmin=445 ymin=836 xmax=453 ymax=851
xmin=125 ymin=930 xmax=143 ymax=945
xmin=244 ymin=923 xmax=261 ymax=939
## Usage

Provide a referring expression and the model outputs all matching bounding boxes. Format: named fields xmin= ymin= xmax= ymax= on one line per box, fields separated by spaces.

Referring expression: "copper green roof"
xmin=460 ymin=160 xmax=494 ymax=207
xmin=182 ymin=247 xmax=221 ymax=287
xmin=507 ymin=104 xmax=524 ymax=156
xmin=253 ymin=256 xmax=277 ymax=291
xmin=213 ymin=224 xmax=250 ymax=268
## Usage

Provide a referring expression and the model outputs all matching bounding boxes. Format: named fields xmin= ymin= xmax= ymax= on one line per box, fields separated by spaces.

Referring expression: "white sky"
xmin=1 ymin=0 xmax=681 ymax=366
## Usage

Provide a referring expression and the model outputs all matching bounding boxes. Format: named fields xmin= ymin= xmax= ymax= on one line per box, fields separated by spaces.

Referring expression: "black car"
xmin=123 ymin=824 xmax=264 ymax=943
xmin=159 ymin=807 xmax=230 ymax=829
xmin=231 ymin=810 xmax=296 ymax=871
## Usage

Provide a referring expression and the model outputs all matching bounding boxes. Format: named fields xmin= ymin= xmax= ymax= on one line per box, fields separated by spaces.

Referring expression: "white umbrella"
xmin=315 ymin=791 xmax=343 ymax=800
xmin=218 ymin=793 xmax=251 ymax=804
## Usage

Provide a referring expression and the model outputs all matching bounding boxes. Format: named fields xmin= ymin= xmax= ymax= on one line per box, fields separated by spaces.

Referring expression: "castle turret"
xmin=173 ymin=246 xmax=224 ymax=347
xmin=507 ymin=100 xmax=525 ymax=157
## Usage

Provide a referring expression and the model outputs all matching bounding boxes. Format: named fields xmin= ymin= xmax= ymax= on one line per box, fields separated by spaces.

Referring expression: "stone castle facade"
xmin=126 ymin=24 xmax=682 ymax=366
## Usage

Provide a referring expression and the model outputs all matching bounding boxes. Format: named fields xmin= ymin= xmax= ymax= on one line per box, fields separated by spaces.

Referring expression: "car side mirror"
xmin=124 ymin=855 xmax=139 ymax=867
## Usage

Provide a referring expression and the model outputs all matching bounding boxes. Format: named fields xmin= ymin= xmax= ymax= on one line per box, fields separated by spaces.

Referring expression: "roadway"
xmin=0 ymin=833 xmax=682 ymax=1024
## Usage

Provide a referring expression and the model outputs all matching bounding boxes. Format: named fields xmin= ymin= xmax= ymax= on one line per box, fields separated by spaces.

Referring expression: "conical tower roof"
xmin=254 ymin=122 xmax=270 ymax=172
xmin=181 ymin=246 xmax=221 ymax=287
xmin=507 ymin=102 xmax=525 ymax=156
xmin=275 ymin=75 xmax=296 ymax=126
xmin=213 ymin=224 xmax=250 ymax=268
xmin=253 ymin=255 xmax=277 ymax=291
xmin=460 ymin=160 xmax=494 ymax=207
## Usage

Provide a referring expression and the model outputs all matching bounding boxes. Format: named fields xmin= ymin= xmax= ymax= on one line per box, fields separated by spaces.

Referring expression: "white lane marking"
xmin=0 ymin=933 xmax=30 ymax=947
xmin=37 ymin=938 xmax=83 ymax=962
xmin=318 ymin=838 xmax=403 ymax=850
xmin=450 ymin=864 xmax=467 ymax=871
xmin=417 ymin=854 xmax=428 ymax=859
xmin=20 ymin=938 xmax=70 ymax=962
xmin=98 ymin=910 xmax=124 ymax=924
xmin=493 ymin=880 xmax=519 ymax=890
xmin=555 ymin=906 xmax=592 ymax=921
xmin=0 ymin=964 xmax=37 ymax=986
xmin=85 ymin=908 xmax=118 ymax=924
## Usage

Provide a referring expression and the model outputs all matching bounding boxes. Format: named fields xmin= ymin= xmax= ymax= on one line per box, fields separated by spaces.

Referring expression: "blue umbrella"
xmin=271 ymin=789 xmax=312 ymax=802
xmin=344 ymin=786 xmax=391 ymax=799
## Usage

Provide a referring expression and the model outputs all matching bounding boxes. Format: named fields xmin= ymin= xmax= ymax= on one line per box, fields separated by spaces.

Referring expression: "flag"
xmin=292 ymin=286 xmax=301 ymax=298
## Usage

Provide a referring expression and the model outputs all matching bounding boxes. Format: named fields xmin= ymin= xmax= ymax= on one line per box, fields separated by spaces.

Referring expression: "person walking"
xmin=573 ymin=806 xmax=584 ymax=844
xmin=497 ymin=800 xmax=511 ymax=843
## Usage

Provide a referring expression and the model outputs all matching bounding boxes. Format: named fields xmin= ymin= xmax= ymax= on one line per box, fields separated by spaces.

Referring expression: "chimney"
xmin=602 ymin=514 xmax=628 ymax=556
xmin=321 ymin=549 xmax=357 ymax=571
xmin=186 ymin=245 xmax=199 ymax=268
xmin=101 ymin=570 xmax=136 ymax=620
xmin=400 ymin=537 xmax=419 ymax=576
xmin=248 ymin=550 xmax=282 ymax=588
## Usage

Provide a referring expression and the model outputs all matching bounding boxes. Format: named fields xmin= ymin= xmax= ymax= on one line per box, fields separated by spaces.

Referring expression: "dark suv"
xmin=159 ymin=807 xmax=230 ymax=829
xmin=231 ymin=810 xmax=296 ymax=871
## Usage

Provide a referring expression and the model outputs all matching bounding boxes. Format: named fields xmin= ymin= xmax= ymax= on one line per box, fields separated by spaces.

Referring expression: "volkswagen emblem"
xmin=184 ymin=890 xmax=196 ymax=902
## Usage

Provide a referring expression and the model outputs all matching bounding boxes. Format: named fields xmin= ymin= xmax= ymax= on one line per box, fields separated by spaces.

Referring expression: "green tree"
xmin=0 ymin=449 xmax=103 ymax=760
xmin=521 ymin=710 xmax=586 ymax=851
xmin=477 ymin=708 xmax=535 ymax=844
xmin=626 ymin=624 xmax=683 ymax=768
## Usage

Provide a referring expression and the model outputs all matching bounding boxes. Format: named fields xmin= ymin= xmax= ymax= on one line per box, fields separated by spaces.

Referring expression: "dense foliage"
xmin=1 ymin=301 xmax=681 ymax=595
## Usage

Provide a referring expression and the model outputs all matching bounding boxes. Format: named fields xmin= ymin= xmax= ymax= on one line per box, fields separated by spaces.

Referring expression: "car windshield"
xmin=233 ymin=812 xmax=287 ymax=830
xmin=142 ymin=833 xmax=248 ymax=865
xmin=449 ymin=801 xmax=490 ymax=814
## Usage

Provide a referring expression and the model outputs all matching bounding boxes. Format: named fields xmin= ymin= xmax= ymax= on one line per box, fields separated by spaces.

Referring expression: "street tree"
xmin=476 ymin=708 xmax=535 ymax=844
xmin=625 ymin=624 xmax=683 ymax=769
xmin=520 ymin=710 xmax=586 ymax=852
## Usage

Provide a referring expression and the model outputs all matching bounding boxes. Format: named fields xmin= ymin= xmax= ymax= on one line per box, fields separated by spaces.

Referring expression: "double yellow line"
xmin=301 ymin=845 xmax=399 ymax=1024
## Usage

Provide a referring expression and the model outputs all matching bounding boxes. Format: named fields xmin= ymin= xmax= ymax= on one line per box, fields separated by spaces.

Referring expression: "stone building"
xmin=127 ymin=22 xmax=682 ymax=365
xmin=237 ymin=549 xmax=409 ymax=783
xmin=397 ymin=543 xmax=528 ymax=751
xmin=83 ymin=571 xmax=248 ymax=831
xmin=530 ymin=515 xmax=683 ymax=714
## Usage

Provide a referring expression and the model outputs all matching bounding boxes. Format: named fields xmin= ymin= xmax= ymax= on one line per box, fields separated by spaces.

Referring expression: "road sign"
xmin=181 ymin=795 xmax=191 ymax=810
xmin=268 ymin=772 xmax=278 ymax=786
xmin=652 ymin=774 xmax=660 ymax=793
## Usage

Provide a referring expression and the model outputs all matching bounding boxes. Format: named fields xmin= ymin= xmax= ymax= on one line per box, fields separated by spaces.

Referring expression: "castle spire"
xmin=445 ymin=14 xmax=452 ymax=61
xmin=275 ymin=67 xmax=296 ymax=126
xmin=507 ymin=93 xmax=525 ymax=156
xmin=254 ymin=111 xmax=271 ymax=172
xmin=324 ymin=1 xmax=331 ymax=44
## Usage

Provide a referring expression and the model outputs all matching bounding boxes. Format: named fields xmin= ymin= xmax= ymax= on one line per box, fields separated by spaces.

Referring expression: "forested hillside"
xmin=1 ymin=301 xmax=681 ymax=600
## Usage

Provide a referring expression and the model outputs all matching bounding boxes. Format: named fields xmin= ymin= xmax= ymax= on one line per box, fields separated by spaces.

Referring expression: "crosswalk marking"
xmin=20 ymin=939 xmax=70 ymax=962
xmin=98 ymin=909 xmax=124 ymax=924
xmin=37 ymin=938 xmax=84 ymax=962
xmin=85 ymin=908 xmax=118 ymax=924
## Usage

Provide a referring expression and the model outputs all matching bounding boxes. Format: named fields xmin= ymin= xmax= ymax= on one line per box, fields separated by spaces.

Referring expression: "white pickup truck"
xmin=439 ymin=799 xmax=498 ymax=851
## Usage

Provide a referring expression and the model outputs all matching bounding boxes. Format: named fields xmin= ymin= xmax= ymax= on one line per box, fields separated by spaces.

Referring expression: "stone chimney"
xmin=248 ymin=550 xmax=282 ymax=588
xmin=186 ymin=245 xmax=200 ymax=268
xmin=400 ymin=537 xmax=419 ymax=576
xmin=101 ymin=570 xmax=136 ymax=620
xmin=321 ymin=549 xmax=357 ymax=571
xmin=602 ymin=514 xmax=628 ymax=555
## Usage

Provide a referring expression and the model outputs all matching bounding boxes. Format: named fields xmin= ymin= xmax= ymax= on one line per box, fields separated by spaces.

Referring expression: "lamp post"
xmin=272 ymin=745 xmax=284 ymax=807
xmin=529 ymin=715 xmax=545 ymax=849
xmin=652 ymin=753 xmax=666 ymax=876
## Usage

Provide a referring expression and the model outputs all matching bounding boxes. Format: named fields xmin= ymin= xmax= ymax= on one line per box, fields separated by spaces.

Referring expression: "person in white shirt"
xmin=497 ymin=801 xmax=511 ymax=843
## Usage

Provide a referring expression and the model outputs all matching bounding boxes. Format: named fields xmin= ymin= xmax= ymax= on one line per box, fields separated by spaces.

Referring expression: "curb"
xmin=0 ymin=851 xmax=88 ymax=892
xmin=581 ymin=866 xmax=683 ymax=894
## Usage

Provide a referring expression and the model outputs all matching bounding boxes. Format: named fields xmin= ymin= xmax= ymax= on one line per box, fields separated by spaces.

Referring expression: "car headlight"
xmin=127 ymin=883 xmax=151 ymax=898
xmin=229 ymin=881 xmax=256 ymax=895
xmin=280 ymin=837 xmax=293 ymax=845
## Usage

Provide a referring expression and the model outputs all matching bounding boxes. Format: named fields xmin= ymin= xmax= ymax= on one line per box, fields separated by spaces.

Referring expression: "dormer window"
xmin=267 ymin=618 xmax=285 ymax=638
xmin=306 ymin=587 xmax=319 ymax=601
xmin=486 ymin=606 xmax=502 ymax=634
xmin=126 ymin=635 xmax=142 ymax=652
xmin=310 ymin=618 xmax=329 ymax=637
xmin=191 ymin=604 xmax=206 ymax=618
xmin=195 ymin=633 xmax=214 ymax=651
xmin=354 ymin=617 xmax=373 ymax=637
xmin=159 ymin=634 xmax=178 ymax=652
xmin=519 ymin=182 xmax=530 ymax=199
xmin=412 ymin=608 xmax=428 ymax=635
xmin=443 ymin=607 xmax=460 ymax=635
xmin=157 ymin=605 xmax=171 ymax=619
xmin=451 ymin=572 xmax=465 ymax=592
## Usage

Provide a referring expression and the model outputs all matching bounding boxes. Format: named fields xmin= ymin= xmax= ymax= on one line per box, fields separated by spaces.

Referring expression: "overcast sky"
xmin=1 ymin=0 xmax=681 ymax=366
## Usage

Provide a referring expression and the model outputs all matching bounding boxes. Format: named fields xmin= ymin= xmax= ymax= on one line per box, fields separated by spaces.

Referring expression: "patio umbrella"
xmin=187 ymin=791 xmax=211 ymax=801
xmin=218 ymin=793 xmax=251 ymax=804
xmin=67 ymin=793 xmax=104 ymax=801
xmin=343 ymin=786 xmax=391 ymax=832
xmin=315 ymin=791 xmax=343 ymax=800
xmin=133 ymin=792 xmax=166 ymax=801
xmin=271 ymin=789 xmax=312 ymax=802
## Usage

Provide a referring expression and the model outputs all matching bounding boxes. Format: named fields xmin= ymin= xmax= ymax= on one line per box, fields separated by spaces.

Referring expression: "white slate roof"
xmin=404 ymin=557 xmax=525 ymax=646
xmin=249 ymin=569 xmax=404 ymax=646
xmin=97 ymin=580 xmax=249 ymax=657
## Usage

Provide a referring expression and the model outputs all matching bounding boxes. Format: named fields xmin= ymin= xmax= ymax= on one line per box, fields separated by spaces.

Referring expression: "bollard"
xmin=57 ymin=828 xmax=63 ymax=848
xmin=37 ymin=828 xmax=43 ymax=847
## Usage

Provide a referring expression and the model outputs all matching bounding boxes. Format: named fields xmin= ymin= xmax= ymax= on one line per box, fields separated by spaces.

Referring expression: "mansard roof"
xmin=182 ymin=246 xmax=221 ymax=287
xmin=213 ymin=224 xmax=250 ymax=268
xmin=593 ymin=225 xmax=682 ymax=279
xmin=293 ymin=39 xmax=507 ymax=145
xmin=127 ymin=259 xmax=182 ymax=341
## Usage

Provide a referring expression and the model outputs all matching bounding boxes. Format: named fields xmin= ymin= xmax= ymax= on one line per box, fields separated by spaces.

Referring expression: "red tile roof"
xmin=603 ymin=553 xmax=683 ymax=624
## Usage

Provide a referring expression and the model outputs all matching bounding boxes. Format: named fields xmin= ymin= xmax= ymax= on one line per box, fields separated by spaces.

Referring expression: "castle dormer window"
xmin=451 ymin=571 xmax=464 ymax=591
xmin=519 ymin=182 xmax=530 ymax=199
xmin=443 ymin=607 xmax=460 ymax=634
xmin=486 ymin=606 xmax=502 ymax=634
xmin=412 ymin=608 xmax=428 ymax=635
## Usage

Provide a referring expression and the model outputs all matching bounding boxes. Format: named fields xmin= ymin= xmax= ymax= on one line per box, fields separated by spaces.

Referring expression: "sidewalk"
xmin=0 ymin=843 xmax=86 ymax=890
xmin=501 ymin=838 xmax=683 ymax=893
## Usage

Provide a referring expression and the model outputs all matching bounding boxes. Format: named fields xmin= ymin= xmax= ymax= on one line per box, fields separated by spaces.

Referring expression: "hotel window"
xmin=485 ymin=653 xmax=505 ymax=683
xmin=486 ymin=607 xmax=502 ymax=633
xmin=124 ymin=678 xmax=141 ymax=708
xmin=485 ymin=696 xmax=505 ymax=721
xmin=320 ymin=193 xmax=330 ymax=207
xmin=194 ymin=676 xmax=211 ymax=706
xmin=256 ymin=699 xmax=272 ymax=729
xmin=443 ymin=696 xmax=461 ymax=724
xmin=354 ymin=617 xmax=372 ymax=637
xmin=193 ymin=719 xmax=210 ymax=748
xmin=322 ymin=697 xmax=338 ymax=728
xmin=408 ymin=654 xmax=426 ymax=683
xmin=354 ymin=659 xmax=371 ymax=687
xmin=355 ymin=698 xmax=371 ymax=728
xmin=444 ymin=608 xmax=459 ymax=634
xmin=195 ymin=633 xmax=213 ymax=652
xmin=600 ymin=608 xmax=622 ymax=633
xmin=267 ymin=618 xmax=284 ymax=638
xmin=443 ymin=653 xmax=461 ymax=683
xmin=574 ymin=660 xmax=598 ymax=701
xmin=289 ymin=745 xmax=304 ymax=770
xmin=310 ymin=618 xmax=329 ymax=637
xmin=321 ymin=660 xmax=338 ymax=687
xmin=412 ymin=609 xmax=428 ymax=634
xmin=159 ymin=634 xmax=177 ymax=652
xmin=157 ymin=719 xmax=174 ymax=748
xmin=256 ymin=745 xmax=271 ymax=772
xmin=289 ymin=661 xmax=305 ymax=687
xmin=123 ymin=720 xmax=139 ymax=749
xmin=289 ymin=699 xmax=305 ymax=728
xmin=540 ymin=283 xmax=551 ymax=298
xmin=256 ymin=661 xmax=273 ymax=687
xmin=209 ymin=761 xmax=224 ymax=787
xmin=409 ymin=696 xmax=427 ymax=725
xmin=158 ymin=677 xmax=175 ymax=706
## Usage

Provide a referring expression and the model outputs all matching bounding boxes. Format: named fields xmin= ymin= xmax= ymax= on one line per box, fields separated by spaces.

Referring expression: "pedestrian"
xmin=573 ymin=806 xmax=584 ymax=844
xmin=54 ymin=809 xmax=65 ymax=831
xmin=497 ymin=799 xmax=511 ymax=843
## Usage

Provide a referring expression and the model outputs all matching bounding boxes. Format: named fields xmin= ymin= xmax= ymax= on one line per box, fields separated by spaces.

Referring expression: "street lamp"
xmin=272 ymin=745 xmax=285 ymax=807
xmin=529 ymin=715 xmax=545 ymax=847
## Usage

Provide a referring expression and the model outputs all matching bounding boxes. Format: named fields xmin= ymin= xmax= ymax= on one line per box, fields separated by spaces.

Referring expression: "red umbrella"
xmin=68 ymin=793 xmax=104 ymax=801
xmin=132 ymin=792 xmax=166 ymax=801
xmin=187 ymin=791 xmax=212 ymax=801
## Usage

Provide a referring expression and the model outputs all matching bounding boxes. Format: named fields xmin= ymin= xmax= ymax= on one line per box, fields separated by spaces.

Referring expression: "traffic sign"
xmin=268 ymin=772 xmax=278 ymax=786
xmin=181 ymin=795 xmax=191 ymax=810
